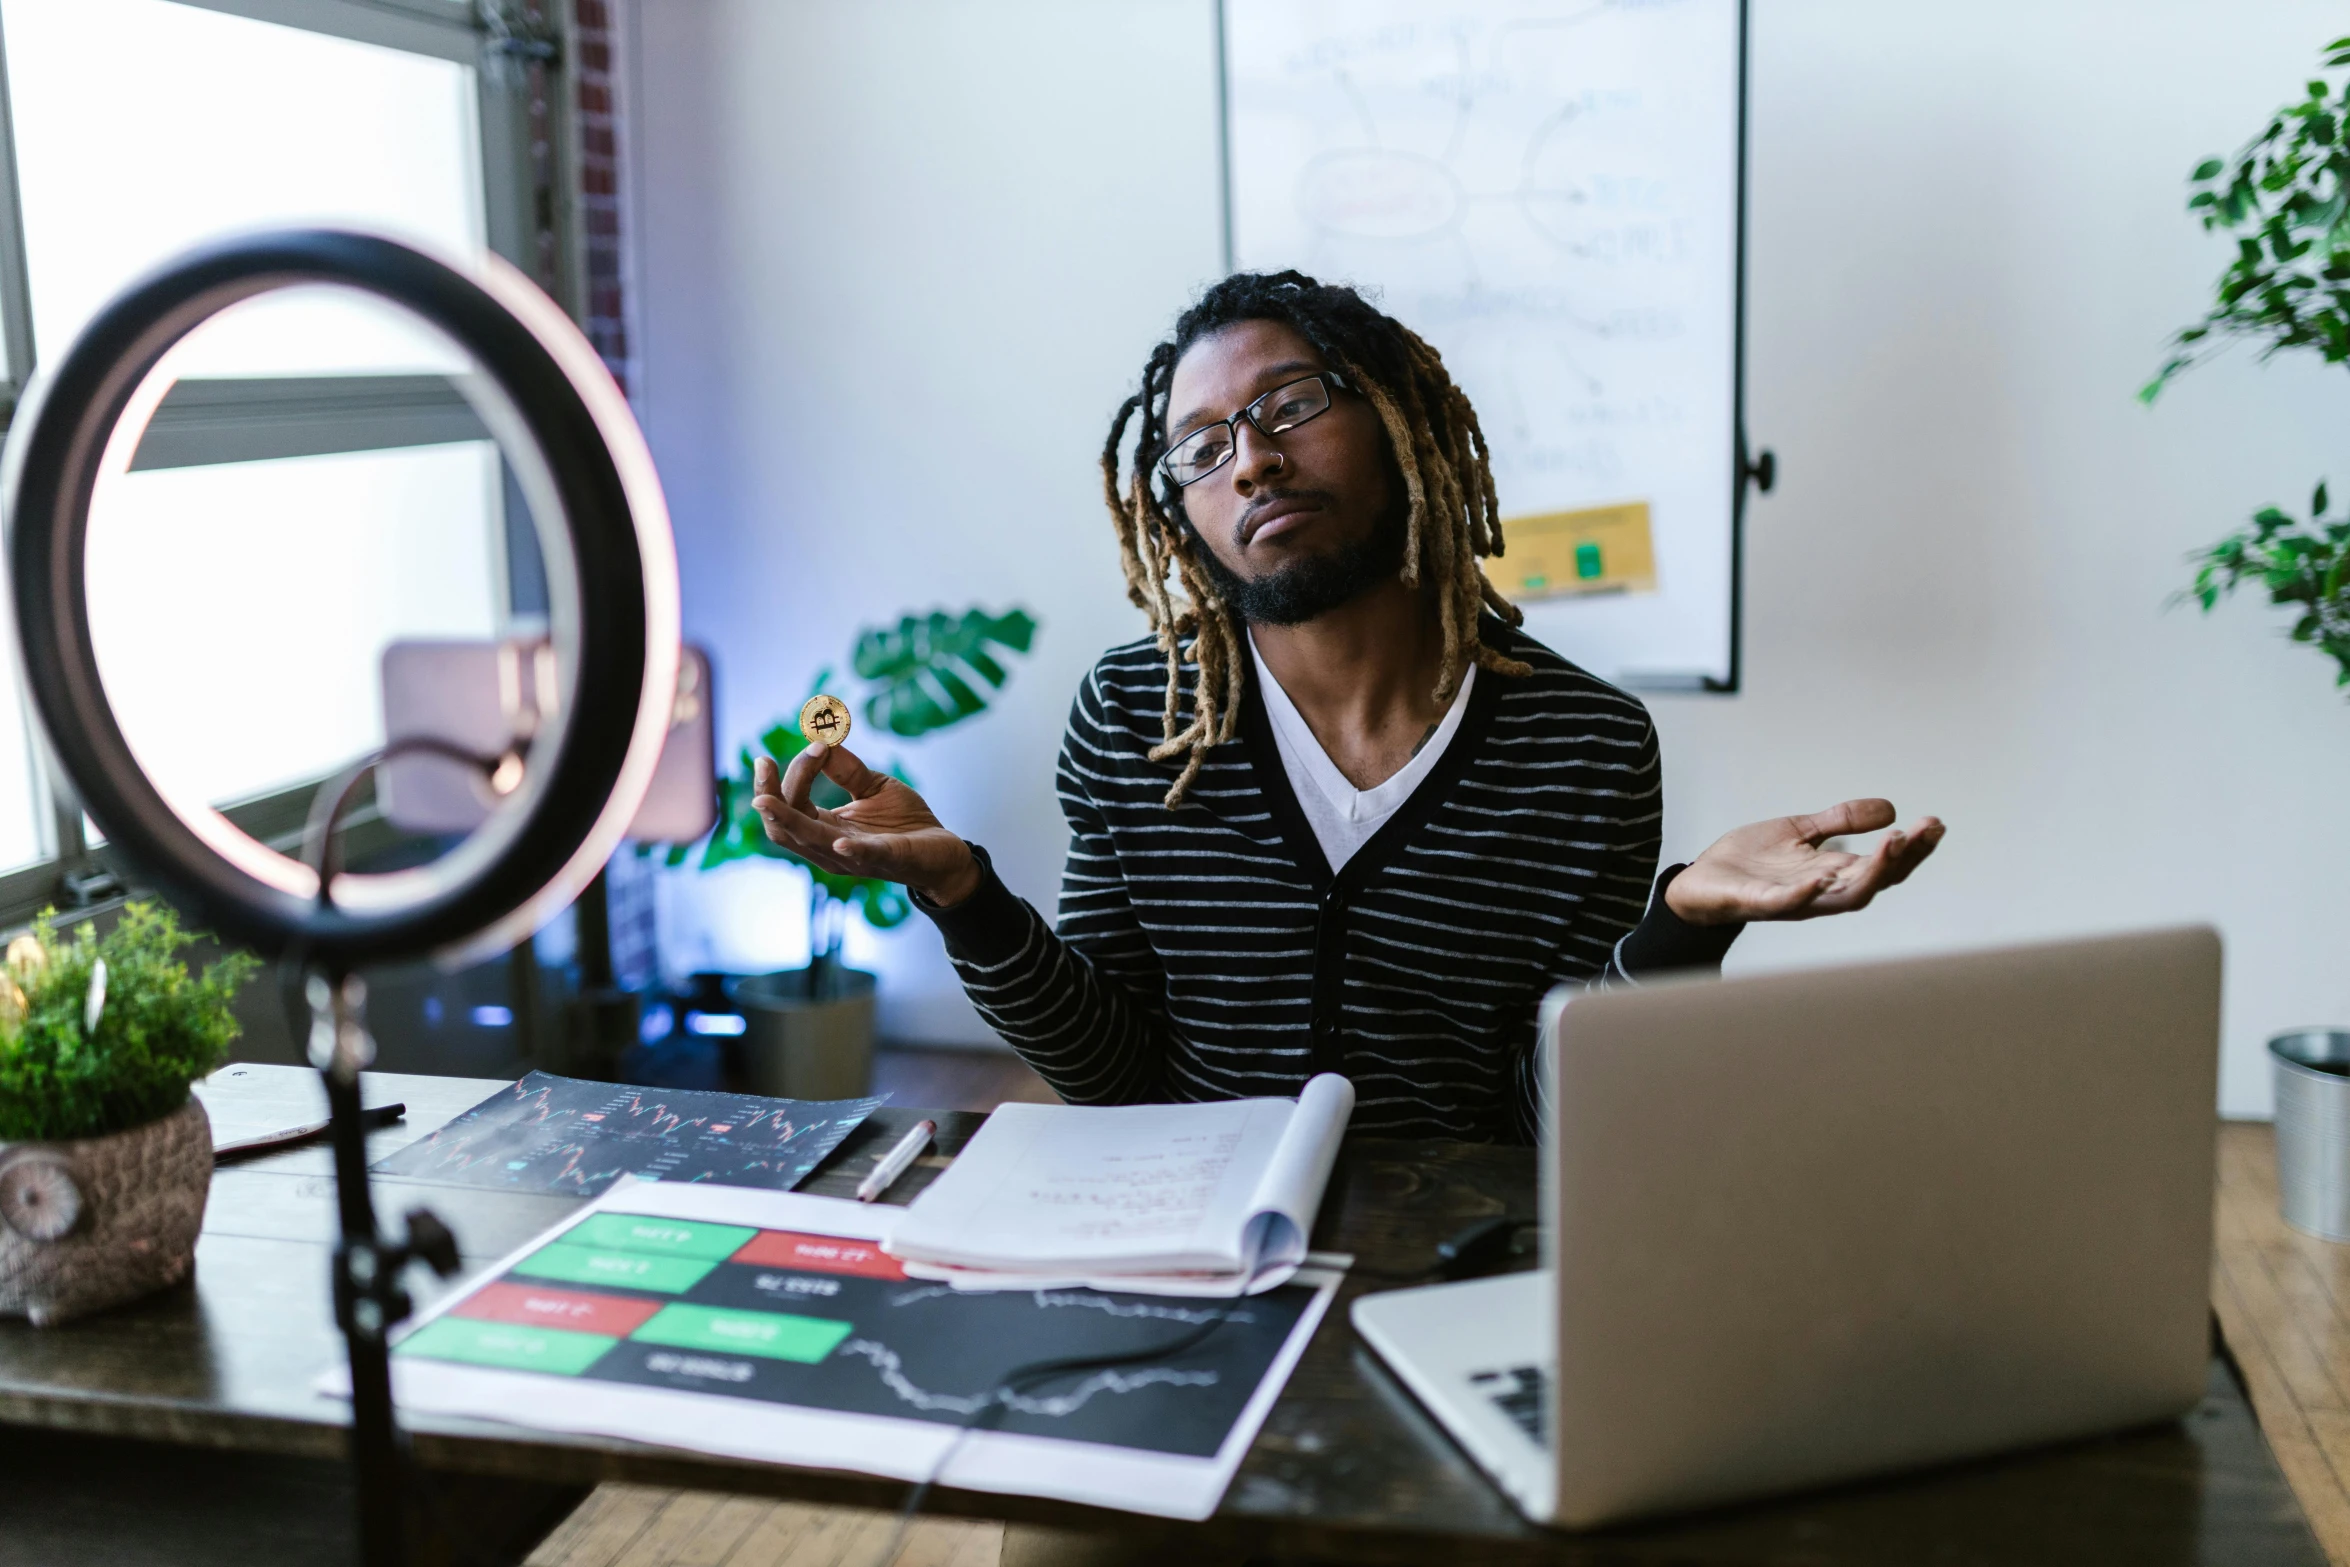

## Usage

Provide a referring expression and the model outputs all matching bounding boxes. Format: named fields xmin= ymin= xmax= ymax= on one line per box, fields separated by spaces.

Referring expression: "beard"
xmin=1188 ymin=496 xmax=1409 ymax=627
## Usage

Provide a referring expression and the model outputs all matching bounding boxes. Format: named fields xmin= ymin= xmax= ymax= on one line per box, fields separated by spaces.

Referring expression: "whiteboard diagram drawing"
xmin=1223 ymin=0 xmax=1749 ymax=688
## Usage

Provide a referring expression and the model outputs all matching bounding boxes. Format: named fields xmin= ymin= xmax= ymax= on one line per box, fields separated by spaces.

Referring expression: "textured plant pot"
xmin=728 ymin=968 xmax=876 ymax=1101
xmin=0 ymin=1097 xmax=212 ymax=1326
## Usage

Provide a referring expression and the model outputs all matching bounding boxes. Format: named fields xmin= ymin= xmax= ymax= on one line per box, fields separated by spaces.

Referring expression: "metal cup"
xmin=2270 ymin=1029 xmax=2350 ymax=1240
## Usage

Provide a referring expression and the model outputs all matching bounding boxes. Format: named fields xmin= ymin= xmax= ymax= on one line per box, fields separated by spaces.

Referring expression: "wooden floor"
xmin=525 ymin=1487 xmax=1000 ymax=1567
xmin=2214 ymin=1121 xmax=2350 ymax=1566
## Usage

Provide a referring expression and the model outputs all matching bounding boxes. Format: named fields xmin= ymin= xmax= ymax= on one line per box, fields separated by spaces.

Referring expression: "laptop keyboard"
xmin=1469 ymin=1364 xmax=1549 ymax=1446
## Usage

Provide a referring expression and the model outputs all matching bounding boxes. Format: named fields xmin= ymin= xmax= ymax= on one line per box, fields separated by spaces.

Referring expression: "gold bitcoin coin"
xmin=798 ymin=693 xmax=852 ymax=748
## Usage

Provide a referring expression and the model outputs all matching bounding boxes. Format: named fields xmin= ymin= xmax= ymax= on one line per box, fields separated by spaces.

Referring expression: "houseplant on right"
xmin=673 ymin=605 xmax=1037 ymax=1096
xmin=2144 ymin=37 xmax=2350 ymax=684
xmin=2144 ymin=36 xmax=2350 ymax=1234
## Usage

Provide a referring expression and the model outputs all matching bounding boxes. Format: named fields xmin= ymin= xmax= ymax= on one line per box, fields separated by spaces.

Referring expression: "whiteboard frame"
xmin=1214 ymin=0 xmax=1759 ymax=694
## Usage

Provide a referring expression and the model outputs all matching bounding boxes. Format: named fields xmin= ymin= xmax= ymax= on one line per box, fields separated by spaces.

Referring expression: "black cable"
xmin=1342 ymin=1260 xmax=1444 ymax=1285
xmin=864 ymin=1299 xmax=1238 ymax=1567
xmin=299 ymin=737 xmax=506 ymax=890
xmin=1348 ymin=1217 xmax=1538 ymax=1286
xmin=862 ymin=1221 xmax=1536 ymax=1561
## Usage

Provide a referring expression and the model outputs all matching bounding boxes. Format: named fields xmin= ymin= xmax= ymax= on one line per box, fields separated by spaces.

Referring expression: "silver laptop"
xmin=1352 ymin=927 xmax=2221 ymax=1528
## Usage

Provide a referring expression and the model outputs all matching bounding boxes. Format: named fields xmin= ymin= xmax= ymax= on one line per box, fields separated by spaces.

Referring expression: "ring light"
xmin=3 ymin=228 xmax=680 ymax=969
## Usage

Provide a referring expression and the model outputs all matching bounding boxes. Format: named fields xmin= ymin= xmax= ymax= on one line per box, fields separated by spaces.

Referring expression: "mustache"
xmin=1236 ymin=487 xmax=1338 ymax=547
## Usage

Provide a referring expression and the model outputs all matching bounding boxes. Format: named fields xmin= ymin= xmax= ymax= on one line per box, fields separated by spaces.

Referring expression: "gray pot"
xmin=728 ymin=968 xmax=876 ymax=1101
xmin=2271 ymin=1029 xmax=2350 ymax=1240
xmin=0 ymin=1096 xmax=212 ymax=1326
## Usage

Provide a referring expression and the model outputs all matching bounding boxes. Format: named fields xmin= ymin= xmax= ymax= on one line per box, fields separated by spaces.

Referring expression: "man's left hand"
xmin=1665 ymin=799 xmax=1945 ymax=927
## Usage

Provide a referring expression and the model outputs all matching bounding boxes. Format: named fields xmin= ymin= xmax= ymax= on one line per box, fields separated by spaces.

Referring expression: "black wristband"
xmin=910 ymin=843 xmax=1034 ymax=967
xmin=906 ymin=842 xmax=989 ymax=915
xmin=1616 ymin=862 xmax=1743 ymax=976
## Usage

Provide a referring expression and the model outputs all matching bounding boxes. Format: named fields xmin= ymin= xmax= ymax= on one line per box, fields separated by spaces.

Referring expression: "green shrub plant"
xmin=0 ymin=902 xmax=257 ymax=1142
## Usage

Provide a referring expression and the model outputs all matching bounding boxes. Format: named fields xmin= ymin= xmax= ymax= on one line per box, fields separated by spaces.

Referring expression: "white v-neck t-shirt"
xmin=1250 ymin=636 xmax=1476 ymax=874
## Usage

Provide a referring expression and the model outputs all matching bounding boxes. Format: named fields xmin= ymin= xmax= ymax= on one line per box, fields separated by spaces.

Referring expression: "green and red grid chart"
xmin=395 ymin=1206 xmax=1322 ymax=1460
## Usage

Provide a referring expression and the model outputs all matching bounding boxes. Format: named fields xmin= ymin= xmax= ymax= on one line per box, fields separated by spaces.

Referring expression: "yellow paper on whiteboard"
xmin=1490 ymin=502 xmax=1658 ymax=600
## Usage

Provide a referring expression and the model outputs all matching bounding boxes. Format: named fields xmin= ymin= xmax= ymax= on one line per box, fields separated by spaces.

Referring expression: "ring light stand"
xmin=2 ymin=229 xmax=682 ymax=1567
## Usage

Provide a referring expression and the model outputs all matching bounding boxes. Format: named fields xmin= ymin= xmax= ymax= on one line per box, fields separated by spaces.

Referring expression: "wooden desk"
xmin=2213 ymin=1121 xmax=2350 ymax=1567
xmin=0 ymin=1068 xmax=2329 ymax=1566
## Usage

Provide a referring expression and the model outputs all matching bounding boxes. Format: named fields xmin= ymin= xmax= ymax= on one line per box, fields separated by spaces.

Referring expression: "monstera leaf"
xmin=852 ymin=607 xmax=1038 ymax=738
xmin=672 ymin=605 xmax=1039 ymax=956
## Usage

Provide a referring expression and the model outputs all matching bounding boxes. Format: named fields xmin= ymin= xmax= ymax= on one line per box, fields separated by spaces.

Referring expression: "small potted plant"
xmin=0 ymin=903 xmax=256 ymax=1325
xmin=668 ymin=605 xmax=1036 ymax=1097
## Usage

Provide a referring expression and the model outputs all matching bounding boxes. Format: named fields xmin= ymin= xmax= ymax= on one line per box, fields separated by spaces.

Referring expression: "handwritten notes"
xmin=884 ymin=1077 xmax=1355 ymax=1295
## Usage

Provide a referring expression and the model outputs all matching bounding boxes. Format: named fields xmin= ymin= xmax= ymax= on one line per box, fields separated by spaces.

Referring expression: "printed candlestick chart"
xmin=372 ymin=1072 xmax=881 ymax=1197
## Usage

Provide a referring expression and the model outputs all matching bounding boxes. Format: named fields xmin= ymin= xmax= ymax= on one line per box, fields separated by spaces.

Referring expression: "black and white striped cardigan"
xmin=921 ymin=618 xmax=1738 ymax=1143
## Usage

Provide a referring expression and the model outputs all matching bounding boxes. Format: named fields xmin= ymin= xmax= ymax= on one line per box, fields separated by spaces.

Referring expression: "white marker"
xmin=854 ymin=1119 xmax=936 ymax=1203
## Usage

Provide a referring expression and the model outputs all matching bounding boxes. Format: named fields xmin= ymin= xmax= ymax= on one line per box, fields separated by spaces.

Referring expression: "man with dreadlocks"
xmin=754 ymin=272 xmax=1943 ymax=1141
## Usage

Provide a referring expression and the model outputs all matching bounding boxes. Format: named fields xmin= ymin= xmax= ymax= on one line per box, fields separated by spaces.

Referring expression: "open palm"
xmin=750 ymin=747 xmax=979 ymax=903
xmin=1666 ymin=798 xmax=1945 ymax=926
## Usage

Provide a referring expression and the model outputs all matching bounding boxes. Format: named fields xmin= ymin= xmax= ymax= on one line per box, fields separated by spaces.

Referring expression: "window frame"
xmin=0 ymin=0 xmax=574 ymax=925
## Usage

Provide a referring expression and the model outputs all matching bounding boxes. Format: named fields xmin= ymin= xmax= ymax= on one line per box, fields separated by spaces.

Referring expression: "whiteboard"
xmin=1223 ymin=0 xmax=1749 ymax=688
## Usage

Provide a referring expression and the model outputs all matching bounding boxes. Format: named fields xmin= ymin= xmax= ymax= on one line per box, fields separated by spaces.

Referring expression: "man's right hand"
xmin=751 ymin=746 xmax=982 ymax=908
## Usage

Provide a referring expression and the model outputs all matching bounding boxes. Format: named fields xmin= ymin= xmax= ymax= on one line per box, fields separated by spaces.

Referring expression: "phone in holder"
xmin=379 ymin=638 xmax=717 ymax=845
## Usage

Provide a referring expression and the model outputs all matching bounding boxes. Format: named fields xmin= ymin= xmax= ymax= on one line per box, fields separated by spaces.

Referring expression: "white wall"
xmin=1679 ymin=0 xmax=2350 ymax=1117
xmin=628 ymin=1 xmax=1216 ymax=1041
xmin=632 ymin=0 xmax=2350 ymax=1113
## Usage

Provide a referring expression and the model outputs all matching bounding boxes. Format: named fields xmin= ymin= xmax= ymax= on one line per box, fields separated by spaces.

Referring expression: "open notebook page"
xmin=885 ymin=1075 xmax=1354 ymax=1291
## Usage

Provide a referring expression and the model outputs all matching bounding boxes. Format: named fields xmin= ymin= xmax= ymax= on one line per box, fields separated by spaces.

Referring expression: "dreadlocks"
xmin=1100 ymin=271 xmax=1532 ymax=807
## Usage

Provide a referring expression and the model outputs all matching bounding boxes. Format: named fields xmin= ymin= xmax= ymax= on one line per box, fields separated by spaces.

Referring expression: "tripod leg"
xmin=313 ymin=971 xmax=409 ymax=1567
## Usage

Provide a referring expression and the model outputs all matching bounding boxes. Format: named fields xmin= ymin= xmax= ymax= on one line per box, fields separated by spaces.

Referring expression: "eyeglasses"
xmin=1158 ymin=371 xmax=1351 ymax=487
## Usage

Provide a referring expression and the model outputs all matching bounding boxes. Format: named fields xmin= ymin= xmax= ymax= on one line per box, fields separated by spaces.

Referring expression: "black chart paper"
xmin=371 ymin=1071 xmax=881 ymax=1197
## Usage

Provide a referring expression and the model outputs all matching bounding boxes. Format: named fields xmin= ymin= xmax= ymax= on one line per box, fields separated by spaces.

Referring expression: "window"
xmin=87 ymin=441 xmax=507 ymax=808
xmin=0 ymin=0 xmax=566 ymax=912
xmin=5 ymin=0 xmax=486 ymax=375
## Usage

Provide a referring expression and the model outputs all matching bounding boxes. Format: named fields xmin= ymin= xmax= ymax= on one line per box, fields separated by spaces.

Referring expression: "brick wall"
xmin=570 ymin=0 xmax=630 ymax=395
